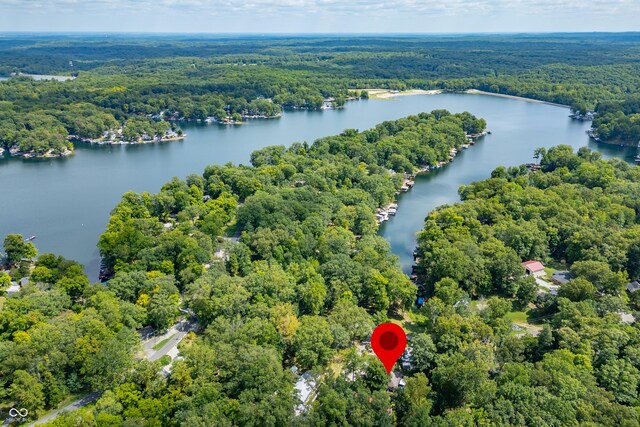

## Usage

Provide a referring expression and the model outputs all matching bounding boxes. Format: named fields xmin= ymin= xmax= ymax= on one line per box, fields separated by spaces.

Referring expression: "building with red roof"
xmin=522 ymin=260 xmax=545 ymax=278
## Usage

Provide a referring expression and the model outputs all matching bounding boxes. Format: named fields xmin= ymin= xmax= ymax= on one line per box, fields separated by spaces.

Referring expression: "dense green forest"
xmin=3 ymin=112 xmax=640 ymax=425
xmin=592 ymin=95 xmax=640 ymax=144
xmin=1 ymin=112 xmax=483 ymax=424
xmin=2 ymin=34 xmax=640 ymax=157
xmin=411 ymin=145 xmax=640 ymax=425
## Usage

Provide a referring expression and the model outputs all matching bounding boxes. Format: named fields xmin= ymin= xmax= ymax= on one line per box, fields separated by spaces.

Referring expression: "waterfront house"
xmin=522 ymin=260 xmax=545 ymax=278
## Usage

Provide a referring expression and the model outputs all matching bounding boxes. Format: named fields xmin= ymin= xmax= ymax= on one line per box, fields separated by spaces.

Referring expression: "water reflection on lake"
xmin=0 ymin=93 xmax=634 ymax=279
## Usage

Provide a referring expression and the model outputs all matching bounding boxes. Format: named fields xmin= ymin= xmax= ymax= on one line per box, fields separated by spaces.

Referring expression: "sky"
xmin=0 ymin=0 xmax=638 ymax=33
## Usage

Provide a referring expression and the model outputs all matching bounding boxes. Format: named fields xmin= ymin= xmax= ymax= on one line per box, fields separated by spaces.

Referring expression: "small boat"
xmin=25 ymin=236 xmax=36 ymax=242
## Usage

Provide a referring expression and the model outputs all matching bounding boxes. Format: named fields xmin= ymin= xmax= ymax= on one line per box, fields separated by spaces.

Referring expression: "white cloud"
xmin=2 ymin=0 xmax=639 ymax=15
xmin=0 ymin=0 xmax=638 ymax=32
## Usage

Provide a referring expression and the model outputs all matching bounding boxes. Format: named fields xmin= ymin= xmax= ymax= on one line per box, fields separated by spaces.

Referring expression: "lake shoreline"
xmin=0 ymin=92 xmax=611 ymax=280
xmin=464 ymin=89 xmax=571 ymax=108
xmin=75 ymin=135 xmax=186 ymax=146
xmin=5 ymin=146 xmax=74 ymax=159
xmin=367 ymin=89 xmax=443 ymax=99
xmin=366 ymin=88 xmax=571 ymax=109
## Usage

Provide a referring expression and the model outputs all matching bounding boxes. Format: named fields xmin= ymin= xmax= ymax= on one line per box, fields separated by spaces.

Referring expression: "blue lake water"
xmin=1 ymin=93 xmax=635 ymax=279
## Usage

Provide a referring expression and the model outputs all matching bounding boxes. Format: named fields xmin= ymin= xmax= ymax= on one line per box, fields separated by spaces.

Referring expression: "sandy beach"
xmin=367 ymin=89 xmax=442 ymax=99
xmin=366 ymin=88 xmax=570 ymax=109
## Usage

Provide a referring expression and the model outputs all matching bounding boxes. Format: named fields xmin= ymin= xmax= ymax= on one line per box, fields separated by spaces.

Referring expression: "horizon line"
xmin=1 ymin=31 xmax=640 ymax=36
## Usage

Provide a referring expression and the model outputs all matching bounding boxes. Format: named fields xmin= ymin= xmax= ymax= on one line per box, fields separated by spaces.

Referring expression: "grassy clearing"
xmin=366 ymin=89 xmax=395 ymax=100
xmin=544 ymin=266 xmax=556 ymax=277
xmin=469 ymin=299 xmax=488 ymax=314
xmin=328 ymin=349 xmax=350 ymax=378
xmin=391 ymin=309 xmax=424 ymax=336
xmin=505 ymin=311 xmax=528 ymax=324
xmin=506 ymin=310 xmax=544 ymax=336
xmin=152 ymin=334 xmax=175 ymax=351
xmin=469 ymin=300 xmax=479 ymax=313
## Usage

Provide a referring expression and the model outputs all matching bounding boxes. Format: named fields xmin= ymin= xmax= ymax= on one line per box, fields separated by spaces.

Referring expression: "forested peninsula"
xmin=2 ymin=111 xmax=640 ymax=425
xmin=2 ymin=34 xmax=640 ymax=158
xmin=1 ymin=112 xmax=474 ymax=424
xmin=410 ymin=146 xmax=640 ymax=425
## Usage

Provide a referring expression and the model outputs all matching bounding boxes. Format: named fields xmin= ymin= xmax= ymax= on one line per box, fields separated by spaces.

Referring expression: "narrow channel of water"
xmin=378 ymin=96 xmax=637 ymax=274
xmin=1 ymin=93 xmax=635 ymax=279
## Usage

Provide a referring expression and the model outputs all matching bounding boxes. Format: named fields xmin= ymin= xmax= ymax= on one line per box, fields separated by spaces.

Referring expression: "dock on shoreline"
xmin=376 ymin=130 xmax=489 ymax=226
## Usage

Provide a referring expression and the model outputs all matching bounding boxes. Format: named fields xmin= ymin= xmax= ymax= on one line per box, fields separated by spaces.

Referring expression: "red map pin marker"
xmin=371 ymin=323 xmax=407 ymax=374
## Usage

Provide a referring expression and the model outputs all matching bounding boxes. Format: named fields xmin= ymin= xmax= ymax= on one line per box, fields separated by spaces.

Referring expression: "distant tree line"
xmin=3 ymin=34 xmax=640 ymax=157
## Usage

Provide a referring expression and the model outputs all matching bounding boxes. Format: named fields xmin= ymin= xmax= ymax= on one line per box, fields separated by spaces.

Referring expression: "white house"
xmin=293 ymin=370 xmax=316 ymax=415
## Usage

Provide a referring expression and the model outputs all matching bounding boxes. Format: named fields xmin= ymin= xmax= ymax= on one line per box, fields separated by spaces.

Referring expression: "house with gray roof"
xmin=627 ymin=281 xmax=640 ymax=293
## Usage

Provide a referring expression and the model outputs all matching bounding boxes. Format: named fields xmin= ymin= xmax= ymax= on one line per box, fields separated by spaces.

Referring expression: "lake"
xmin=1 ymin=93 xmax=636 ymax=279
xmin=0 ymin=74 xmax=74 ymax=81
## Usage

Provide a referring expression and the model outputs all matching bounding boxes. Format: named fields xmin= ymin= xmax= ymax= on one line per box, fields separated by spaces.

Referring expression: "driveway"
xmin=536 ymin=277 xmax=559 ymax=295
xmin=143 ymin=319 xmax=196 ymax=362
xmin=28 ymin=392 xmax=101 ymax=426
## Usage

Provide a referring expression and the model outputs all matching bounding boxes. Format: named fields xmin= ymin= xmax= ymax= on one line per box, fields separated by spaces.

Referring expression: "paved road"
xmin=143 ymin=320 xmax=194 ymax=362
xmin=26 ymin=318 xmax=197 ymax=425
xmin=28 ymin=392 xmax=101 ymax=426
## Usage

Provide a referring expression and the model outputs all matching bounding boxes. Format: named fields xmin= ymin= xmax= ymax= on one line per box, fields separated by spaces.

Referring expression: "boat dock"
xmin=401 ymin=176 xmax=415 ymax=192
xmin=377 ymin=130 xmax=490 ymax=226
xmin=376 ymin=202 xmax=399 ymax=224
